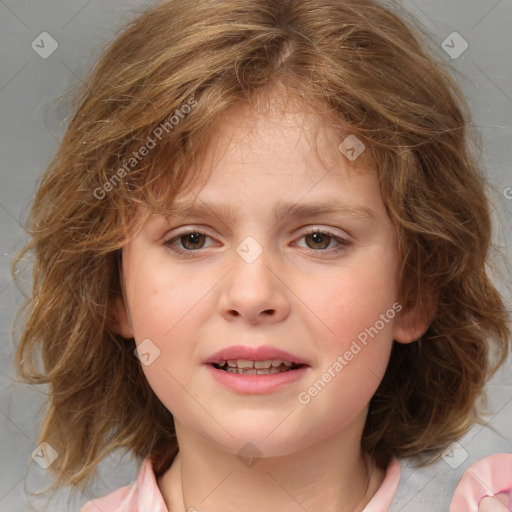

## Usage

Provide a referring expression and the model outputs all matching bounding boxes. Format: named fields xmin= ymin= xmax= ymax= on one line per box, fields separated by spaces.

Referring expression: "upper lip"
xmin=204 ymin=345 xmax=310 ymax=366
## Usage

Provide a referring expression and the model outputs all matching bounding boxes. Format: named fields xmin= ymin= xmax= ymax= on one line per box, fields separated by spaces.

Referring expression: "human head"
xmin=110 ymin=85 xmax=423 ymax=473
xmin=11 ymin=0 xmax=510 ymax=497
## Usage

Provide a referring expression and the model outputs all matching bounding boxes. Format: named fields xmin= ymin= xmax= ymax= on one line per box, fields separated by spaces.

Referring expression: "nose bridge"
xmin=221 ymin=233 xmax=288 ymax=322
xmin=232 ymin=234 xmax=274 ymax=295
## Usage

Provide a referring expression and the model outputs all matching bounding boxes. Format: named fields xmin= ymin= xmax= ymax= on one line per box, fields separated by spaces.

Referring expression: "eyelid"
xmin=163 ymin=223 xmax=351 ymax=240
xmin=163 ymin=224 xmax=353 ymax=256
xmin=163 ymin=227 xmax=219 ymax=250
xmin=299 ymin=225 xmax=352 ymax=241
xmin=293 ymin=227 xmax=352 ymax=252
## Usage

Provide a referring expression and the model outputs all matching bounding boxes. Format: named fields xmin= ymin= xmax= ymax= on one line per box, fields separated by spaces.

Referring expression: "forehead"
xmin=136 ymin=87 xmax=380 ymax=229
xmin=180 ymin=90 xmax=375 ymax=197
xmin=201 ymin=89 xmax=372 ymax=174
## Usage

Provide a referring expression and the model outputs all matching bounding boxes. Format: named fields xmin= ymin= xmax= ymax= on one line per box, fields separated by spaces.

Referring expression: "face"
xmin=114 ymin=91 xmax=419 ymax=457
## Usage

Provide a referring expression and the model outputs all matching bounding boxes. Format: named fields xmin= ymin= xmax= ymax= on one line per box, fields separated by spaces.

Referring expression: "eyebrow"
xmin=164 ymin=198 xmax=376 ymax=223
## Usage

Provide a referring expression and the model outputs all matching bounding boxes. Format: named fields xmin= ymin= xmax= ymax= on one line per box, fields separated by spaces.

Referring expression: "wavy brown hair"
xmin=10 ymin=0 xmax=510 ymax=501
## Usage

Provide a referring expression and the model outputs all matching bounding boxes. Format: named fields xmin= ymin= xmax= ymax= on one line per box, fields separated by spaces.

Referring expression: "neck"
xmin=157 ymin=420 xmax=385 ymax=512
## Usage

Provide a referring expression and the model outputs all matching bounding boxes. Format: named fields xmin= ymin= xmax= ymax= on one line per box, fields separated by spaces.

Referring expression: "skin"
xmin=113 ymin=88 xmax=433 ymax=512
xmin=478 ymin=493 xmax=512 ymax=512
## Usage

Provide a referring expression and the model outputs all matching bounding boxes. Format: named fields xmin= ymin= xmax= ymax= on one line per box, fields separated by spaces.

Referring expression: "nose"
xmin=219 ymin=240 xmax=291 ymax=325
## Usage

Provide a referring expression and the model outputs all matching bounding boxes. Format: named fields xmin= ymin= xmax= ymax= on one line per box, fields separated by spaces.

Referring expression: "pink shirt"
xmin=80 ymin=453 xmax=512 ymax=512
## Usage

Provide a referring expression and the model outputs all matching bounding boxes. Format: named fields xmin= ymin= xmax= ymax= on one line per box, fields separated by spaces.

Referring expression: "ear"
xmin=392 ymin=291 xmax=437 ymax=344
xmin=110 ymin=294 xmax=134 ymax=339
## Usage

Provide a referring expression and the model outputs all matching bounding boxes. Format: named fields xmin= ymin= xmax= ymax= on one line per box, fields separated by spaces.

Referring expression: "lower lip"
xmin=205 ymin=364 xmax=310 ymax=394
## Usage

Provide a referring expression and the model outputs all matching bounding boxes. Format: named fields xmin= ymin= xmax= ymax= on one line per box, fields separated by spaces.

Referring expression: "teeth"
xmin=225 ymin=367 xmax=287 ymax=375
xmin=235 ymin=359 xmax=255 ymax=369
xmin=254 ymin=360 xmax=272 ymax=369
xmin=220 ymin=359 xmax=295 ymax=369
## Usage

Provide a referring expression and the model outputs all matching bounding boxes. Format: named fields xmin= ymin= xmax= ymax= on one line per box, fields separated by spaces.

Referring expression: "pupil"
xmin=183 ymin=232 xmax=203 ymax=249
xmin=309 ymin=232 xmax=329 ymax=249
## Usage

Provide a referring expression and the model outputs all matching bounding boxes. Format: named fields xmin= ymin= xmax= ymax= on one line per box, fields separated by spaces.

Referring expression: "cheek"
xmin=124 ymin=258 xmax=194 ymax=391
xmin=301 ymin=287 xmax=396 ymax=424
xmin=129 ymin=283 xmax=169 ymax=341
xmin=125 ymin=252 xmax=218 ymax=393
xmin=129 ymin=284 xmax=200 ymax=416
xmin=126 ymin=250 xmax=203 ymax=341
xmin=312 ymin=251 xmax=399 ymax=347
xmin=296 ymin=253 xmax=398 ymax=415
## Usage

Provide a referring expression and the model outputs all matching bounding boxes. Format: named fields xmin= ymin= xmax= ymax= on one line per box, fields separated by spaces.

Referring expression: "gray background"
xmin=0 ymin=1 xmax=511 ymax=511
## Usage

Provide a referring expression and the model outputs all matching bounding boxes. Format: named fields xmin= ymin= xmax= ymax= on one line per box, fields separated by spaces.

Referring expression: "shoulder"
xmin=80 ymin=484 xmax=134 ymax=512
xmin=80 ymin=457 xmax=169 ymax=512
xmin=363 ymin=457 xmax=402 ymax=511
xmin=449 ymin=453 xmax=512 ymax=511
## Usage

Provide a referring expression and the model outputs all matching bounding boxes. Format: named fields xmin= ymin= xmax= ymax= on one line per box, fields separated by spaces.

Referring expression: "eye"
xmin=295 ymin=228 xmax=351 ymax=254
xmin=164 ymin=230 xmax=215 ymax=254
xmin=163 ymin=228 xmax=352 ymax=256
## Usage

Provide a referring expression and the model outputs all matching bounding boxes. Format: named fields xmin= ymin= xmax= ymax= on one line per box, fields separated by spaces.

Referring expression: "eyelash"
xmin=163 ymin=228 xmax=352 ymax=257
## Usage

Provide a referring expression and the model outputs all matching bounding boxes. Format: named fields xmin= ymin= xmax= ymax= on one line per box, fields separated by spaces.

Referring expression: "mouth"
xmin=211 ymin=359 xmax=308 ymax=375
xmin=204 ymin=348 xmax=311 ymax=393
xmin=204 ymin=345 xmax=310 ymax=374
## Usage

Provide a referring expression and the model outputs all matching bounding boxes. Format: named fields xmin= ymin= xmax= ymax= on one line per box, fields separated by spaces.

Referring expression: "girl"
xmin=11 ymin=0 xmax=511 ymax=510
